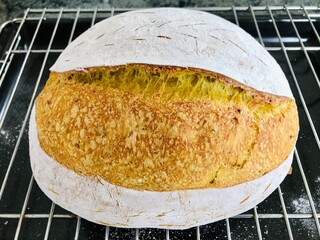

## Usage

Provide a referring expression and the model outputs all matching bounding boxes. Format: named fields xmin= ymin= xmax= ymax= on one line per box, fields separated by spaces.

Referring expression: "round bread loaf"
xmin=29 ymin=8 xmax=299 ymax=229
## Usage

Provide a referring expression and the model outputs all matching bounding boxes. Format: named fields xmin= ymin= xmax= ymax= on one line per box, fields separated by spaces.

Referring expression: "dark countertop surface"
xmin=0 ymin=0 xmax=319 ymax=25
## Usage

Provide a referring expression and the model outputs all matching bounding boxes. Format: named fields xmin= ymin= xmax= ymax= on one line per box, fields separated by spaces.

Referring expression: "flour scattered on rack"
xmin=291 ymin=196 xmax=311 ymax=213
xmin=0 ymin=129 xmax=8 ymax=139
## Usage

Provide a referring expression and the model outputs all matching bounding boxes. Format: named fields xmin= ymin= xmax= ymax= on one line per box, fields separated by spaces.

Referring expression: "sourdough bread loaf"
xmin=29 ymin=8 xmax=299 ymax=229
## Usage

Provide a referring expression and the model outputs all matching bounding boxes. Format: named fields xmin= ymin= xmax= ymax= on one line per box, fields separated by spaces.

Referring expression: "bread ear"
xmin=51 ymin=8 xmax=292 ymax=98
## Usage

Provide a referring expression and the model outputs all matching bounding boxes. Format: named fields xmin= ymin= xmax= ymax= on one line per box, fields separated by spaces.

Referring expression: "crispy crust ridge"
xmin=35 ymin=64 xmax=299 ymax=191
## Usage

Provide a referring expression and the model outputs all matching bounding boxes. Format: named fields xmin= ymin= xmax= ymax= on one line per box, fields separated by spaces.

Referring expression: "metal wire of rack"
xmin=0 ymin=5 xmax=320 ymax=240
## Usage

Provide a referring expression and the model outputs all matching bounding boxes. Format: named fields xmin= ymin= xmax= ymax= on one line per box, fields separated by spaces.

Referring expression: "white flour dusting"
xmin=291 ymin=196 xmax=311 ymax=213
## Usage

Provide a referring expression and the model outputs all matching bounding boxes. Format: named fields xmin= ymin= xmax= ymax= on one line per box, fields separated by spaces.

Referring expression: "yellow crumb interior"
xmin=60 ymin=65 xmax=289 ymax=118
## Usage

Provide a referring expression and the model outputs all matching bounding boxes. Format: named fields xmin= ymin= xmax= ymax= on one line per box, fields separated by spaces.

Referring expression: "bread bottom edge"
xmin=29 ymin=106 xmax=294 ymax=229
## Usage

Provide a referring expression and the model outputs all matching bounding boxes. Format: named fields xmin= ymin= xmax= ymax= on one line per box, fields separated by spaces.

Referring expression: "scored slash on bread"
xmin=35 ymin=64 xmax=298 ymax=191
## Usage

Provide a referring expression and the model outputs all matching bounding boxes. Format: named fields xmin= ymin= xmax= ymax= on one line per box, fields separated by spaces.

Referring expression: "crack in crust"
xmin=35 ymin=64 xmax=299 ymax=191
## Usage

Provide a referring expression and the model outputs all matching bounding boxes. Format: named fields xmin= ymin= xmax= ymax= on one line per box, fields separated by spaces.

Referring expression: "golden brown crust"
xmin=35 ymin=64 xmax=299 ymax=191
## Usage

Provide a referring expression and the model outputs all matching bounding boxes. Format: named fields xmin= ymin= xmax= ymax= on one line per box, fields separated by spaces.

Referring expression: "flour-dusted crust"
xmin=29 ymin=108 xmax=293 ymax=229
xmin=51 ymin=8 xmax=292 ymax=98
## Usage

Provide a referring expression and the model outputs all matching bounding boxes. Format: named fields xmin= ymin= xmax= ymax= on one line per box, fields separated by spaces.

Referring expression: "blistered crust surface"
xmin=29 ymin=107 xmax=294 ymax=229
xmin=35 ymin=67 xmax=299 ymax=191
xmin=51 ymin=8 xmax=292 ymax=98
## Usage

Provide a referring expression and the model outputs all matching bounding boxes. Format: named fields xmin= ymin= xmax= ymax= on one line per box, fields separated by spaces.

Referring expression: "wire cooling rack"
xmin=0 ymin=5 xmax=320 ymax=240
